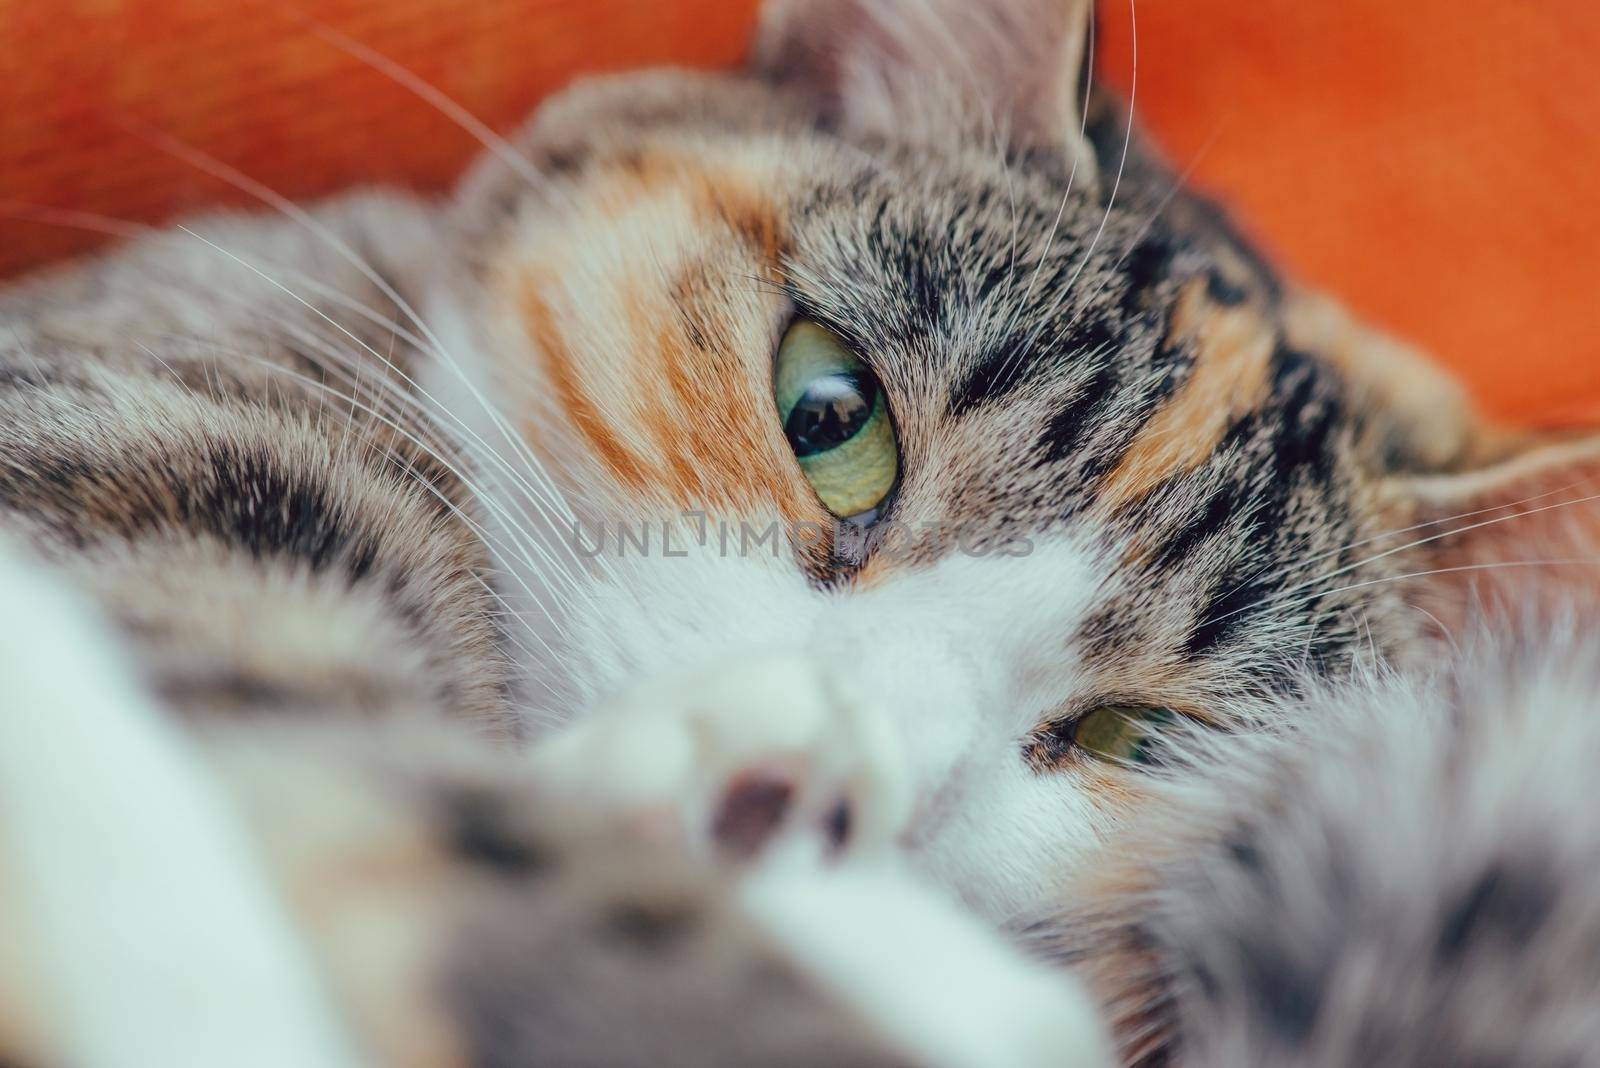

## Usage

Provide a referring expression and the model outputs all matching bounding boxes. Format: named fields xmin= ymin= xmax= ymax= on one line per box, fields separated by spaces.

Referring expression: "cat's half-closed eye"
xmin=1027 ymin=705 xmax=1178 ymax=771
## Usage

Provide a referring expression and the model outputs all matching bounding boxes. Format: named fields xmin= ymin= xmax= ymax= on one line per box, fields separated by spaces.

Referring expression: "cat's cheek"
xmin=533 ymin=541 xmax=1117 ymax=918
xmin=900 ymin=754 xmax=1124 ymax=920
xmin=451 ymin=141 xmax=841 ymax=535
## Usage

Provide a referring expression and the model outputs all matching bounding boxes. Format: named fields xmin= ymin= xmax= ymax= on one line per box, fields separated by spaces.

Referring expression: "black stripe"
xmin=1062 ymin=316 xmax=1120 ymax=365
xmin=1036 ymin=361 xmax=1122 ymax=466
xmin=445 ymin=788 xmax=554 ymax=877
xmin=1039 ymin=298 xmax=1199 ymax=483
xmin=0 ymin=437 xmax=380 ymax=582
xmin=1154 ymin=479 xmax=1249 ymax=573
xmin=871 ymin=207 xmax=946 ymax=331
xmin=1169 ymin=189 xmax=1285 ymax=306
xmin=948 ymin=335 xmax=1038 ymax=417
xmin=1434 ymin=859 xmax=1554 ymax=962
xmin=1184 ymin=573 xmax=1274 ymax=658
xmin=950 ymin=313 xmax=1122 ymax=418
xmin=183 ymin=445 xmax=380 ymax=580
xmin=1204 ymin=266 xmax=1251 ymax=308
xmin=1119 ymin=232 xmax=1180 ymax=315
xmin=1182 ymin=345 xmax=1348 ymax=657
xmin=156 ymin=669 xmax=301 ymax=711
xmin=1264 ymin=345 xmax=1345 ymax=482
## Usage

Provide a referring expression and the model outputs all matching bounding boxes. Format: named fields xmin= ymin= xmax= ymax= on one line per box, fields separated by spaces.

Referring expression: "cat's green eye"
xmin=1072 ymin=705 xmax=1174 ymax=768
xmin=773 ymin=320 xmax=899 ymax=519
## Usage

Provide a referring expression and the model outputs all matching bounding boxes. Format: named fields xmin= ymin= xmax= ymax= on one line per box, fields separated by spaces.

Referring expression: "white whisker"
xmin=1242 ymin=558 xmax=1600 ymax=632
xmin=1205 ymin=489 xmax=1600 ymax=632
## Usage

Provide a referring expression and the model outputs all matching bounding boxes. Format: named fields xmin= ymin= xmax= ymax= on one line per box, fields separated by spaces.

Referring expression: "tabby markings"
xmin=1098 ymin=278 xmax=1277 ymax=512
xmin=513 ymin=152 xmax=830 ymax=527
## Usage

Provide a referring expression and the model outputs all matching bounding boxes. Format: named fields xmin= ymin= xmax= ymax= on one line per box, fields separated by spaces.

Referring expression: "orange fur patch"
xmin=521 ymin=275 xmax=655 ymax=494
xmin=505 ymin=147 xmax=836 ymax=533
xmin=1099 ymin=279 xmax=1277 ymax=512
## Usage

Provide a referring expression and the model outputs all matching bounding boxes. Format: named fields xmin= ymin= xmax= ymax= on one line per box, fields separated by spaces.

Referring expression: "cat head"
xmin=434 ymin=0 xmax=1600 ymax=916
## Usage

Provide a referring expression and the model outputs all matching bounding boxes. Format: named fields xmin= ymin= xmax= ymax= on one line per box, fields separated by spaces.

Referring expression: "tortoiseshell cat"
xmin=3 ymin=0 xmax=1599 ymax=1064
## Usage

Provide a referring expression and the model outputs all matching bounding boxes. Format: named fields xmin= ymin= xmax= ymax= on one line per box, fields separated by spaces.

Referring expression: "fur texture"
xmin=1 ymin=0 xmax=1598 ymax=1065
xmin=1043 ymin=625 xmax=1600 ymax=1065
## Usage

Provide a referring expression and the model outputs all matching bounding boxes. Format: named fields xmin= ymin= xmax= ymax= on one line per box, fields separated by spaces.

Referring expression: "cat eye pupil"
xmin=783 ymin=372 xmax=878 ymax=458
xmin=772 ymin=319 xmax=900 ymax=519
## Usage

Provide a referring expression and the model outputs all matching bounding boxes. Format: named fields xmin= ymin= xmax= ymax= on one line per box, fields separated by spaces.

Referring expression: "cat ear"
xmin=754 ymin=0 xmax=1097 ymax=176
xmin=1281 ymin=288 xmax=1523 ymax=475
xmin=1397 ymin=434 xmax=1600 ymax=628
xmin=1285 ymin=290 xmax=1600 ymax=620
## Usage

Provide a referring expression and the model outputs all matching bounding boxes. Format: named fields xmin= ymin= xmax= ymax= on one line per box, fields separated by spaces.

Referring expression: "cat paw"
xmin=530 ymin=655 xmax=913 ymax=863
xmin=744 ymin=864 xmax=1115 ymax=1068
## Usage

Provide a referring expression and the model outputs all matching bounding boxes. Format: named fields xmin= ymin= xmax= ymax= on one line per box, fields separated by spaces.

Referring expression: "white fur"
xmin=0 ymin=539 xmax=358 ymax=1068
xmin=435 ymin=260 xmax=1131 ymax=915
xmin=508 ymin=488 xmax=1121 ymax=918
xmin=533 ymin=651 xmax=917 ymax=858
xmin=743 ymin=861 xmax=1111 ymax=1068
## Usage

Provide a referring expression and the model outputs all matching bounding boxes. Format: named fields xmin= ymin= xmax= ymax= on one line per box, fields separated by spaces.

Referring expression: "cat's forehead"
xmin=772 ymin=123 xmax=1344 ymax=530
xmin=470 ymin=71 xmax=1399 ymax=688
xmin=791 ymin=151 xmax=1382 ymax=687
xmin=496 ymin=71 xmax=1358 ymax=457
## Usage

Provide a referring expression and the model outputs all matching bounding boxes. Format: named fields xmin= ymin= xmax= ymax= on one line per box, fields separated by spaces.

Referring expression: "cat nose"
xmin=532 ymin=653 xmax=914 ymax=865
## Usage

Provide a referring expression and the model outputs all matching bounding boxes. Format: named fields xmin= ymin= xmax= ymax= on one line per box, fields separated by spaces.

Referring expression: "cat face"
xmin=433 ymin=0 xmax=1600 ymax=916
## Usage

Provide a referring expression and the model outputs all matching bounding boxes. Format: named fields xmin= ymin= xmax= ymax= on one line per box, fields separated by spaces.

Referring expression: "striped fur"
xmin=2 ymin=0 xmax=1600 ymax=1065
xmin=1041 ymin=626 xmax=1600 ymax=1066
xmin=0 ymin=194 xmax=510 ymax=727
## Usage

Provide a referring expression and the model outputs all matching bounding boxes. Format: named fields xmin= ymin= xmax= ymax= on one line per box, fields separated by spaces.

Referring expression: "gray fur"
xmin=1045 ymin=630 xmax=1600 ymax=1066
xmin=1 ymin=0 xmax=1598 ymax=1065
xmin=0 ymin=193 xmax=511 ymax=726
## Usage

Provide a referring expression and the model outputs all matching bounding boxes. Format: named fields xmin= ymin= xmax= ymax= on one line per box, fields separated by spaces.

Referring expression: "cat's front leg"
xmin=0 ymin=534 xmax=359 ymax=1068
xmin=742 ymin=864 xmax=1114 ymax=1068
xmin=532 ymin=653 xmax=916 ymax=862
xmin=530 ymin=655 xmax=1112 ymax=1068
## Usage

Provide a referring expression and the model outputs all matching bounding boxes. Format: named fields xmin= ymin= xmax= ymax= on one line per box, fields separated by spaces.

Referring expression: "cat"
xmin=1049 ymin=621 xmax=1600 ymax=1067
xmin=0 ymin=533 xmax=1107 ymax=1068
xmin=1 ymin=0 xmax=1598 ymax=1064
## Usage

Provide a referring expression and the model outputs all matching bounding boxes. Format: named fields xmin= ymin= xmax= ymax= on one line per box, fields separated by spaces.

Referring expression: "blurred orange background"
xmin=2 ymin=0 xmax=1596 ymax=424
